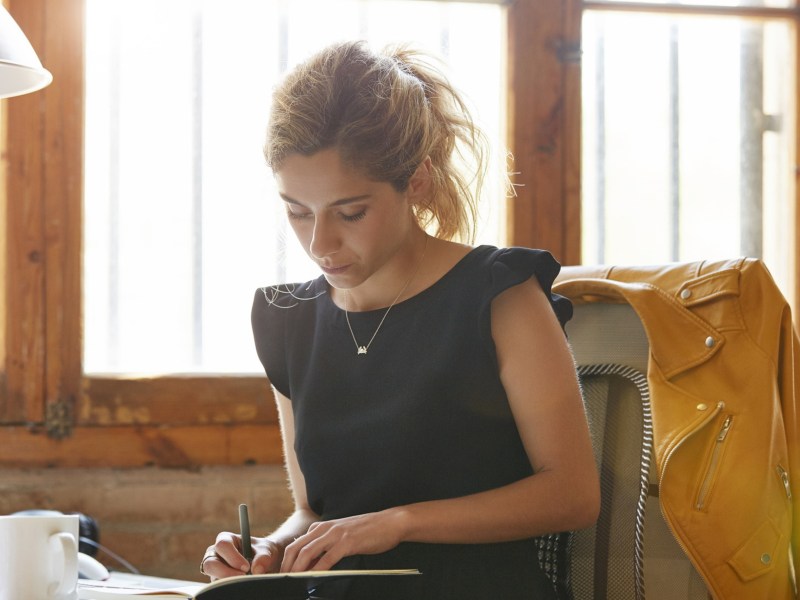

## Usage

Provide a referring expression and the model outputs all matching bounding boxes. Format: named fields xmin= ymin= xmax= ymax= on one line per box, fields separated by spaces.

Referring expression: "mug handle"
xmin=47 ymin=532 xmax=78 ymax=598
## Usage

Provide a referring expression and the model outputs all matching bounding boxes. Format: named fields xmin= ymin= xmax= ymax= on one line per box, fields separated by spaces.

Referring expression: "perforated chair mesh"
xmin=533 ymin=531 xmax=573 ymax=599
xmin=569 ymin=364 xmax=653 ymax=600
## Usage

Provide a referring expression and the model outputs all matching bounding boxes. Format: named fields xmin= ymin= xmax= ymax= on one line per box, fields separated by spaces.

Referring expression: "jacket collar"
xmin=553 ymin=263 xmax=742 ymax=378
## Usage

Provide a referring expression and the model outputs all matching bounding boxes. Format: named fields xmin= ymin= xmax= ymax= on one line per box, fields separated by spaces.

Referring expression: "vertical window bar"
xmin=357 ymin=2 xmax=368 ymax=38
xmin=595 ymin=21 xmax=607 ymax=264
xmin=669 ymin=24 xmax=680 ymax=262
xmin=740 ymin=24 xmax=764 ymax=259
xmin=277 ymin=2 xmax=289 ymax=85
xmin=276 ymin=1 xmax=290 ymax=285
xmin=107 ymin=10 xmax=122 ymax=369
xmin=439 ymin=3 xmax=451 ymax=59
xmin=191 ymin=7 xmax=204 ymax=367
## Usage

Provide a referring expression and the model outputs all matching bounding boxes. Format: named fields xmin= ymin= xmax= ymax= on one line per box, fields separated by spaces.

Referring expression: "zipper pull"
xmin=717 ymin=415 xmax=733 ymax=442
xmin=777 ymin=465 xmax=792 ymax=500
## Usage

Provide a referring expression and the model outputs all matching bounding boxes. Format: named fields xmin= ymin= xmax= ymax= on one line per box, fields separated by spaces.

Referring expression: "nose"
xmin=309 ymin=214 xmax=340 ymax=260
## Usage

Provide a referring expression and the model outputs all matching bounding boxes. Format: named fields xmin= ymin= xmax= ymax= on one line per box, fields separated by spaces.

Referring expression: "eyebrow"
xmin=279 ymin=193 xmax=372 ymax=208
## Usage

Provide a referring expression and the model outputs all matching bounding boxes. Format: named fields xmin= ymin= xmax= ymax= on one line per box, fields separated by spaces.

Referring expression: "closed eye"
xmin=286 ymin=208 xmax=312 ymax=220
xmin=341 ymin=210 xmax=366 ymax=223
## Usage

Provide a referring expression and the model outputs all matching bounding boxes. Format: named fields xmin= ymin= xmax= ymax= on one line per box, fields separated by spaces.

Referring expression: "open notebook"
xmin=78 ymin=569 xmax=420 ymax=600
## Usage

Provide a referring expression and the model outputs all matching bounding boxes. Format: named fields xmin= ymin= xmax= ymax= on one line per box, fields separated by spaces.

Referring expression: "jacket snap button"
xmin=705 ymin=336 xmax=715 ymax=348
xmin=697 ymin=403 xmax=708 ymax=411
xmin=761 ymin=553 xmax=771 ymax=565
xmin=680 ymin=289 xmax=692 ymax=300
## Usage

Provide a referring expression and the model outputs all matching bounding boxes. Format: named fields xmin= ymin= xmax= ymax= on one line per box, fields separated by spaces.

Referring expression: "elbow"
xmin=570 ymin=476 xmax=601 ymax=531
xmin=556 ymin=472 xmax=601 ymax=532
xmin=572 ymin=486 xmax=601 ymax=531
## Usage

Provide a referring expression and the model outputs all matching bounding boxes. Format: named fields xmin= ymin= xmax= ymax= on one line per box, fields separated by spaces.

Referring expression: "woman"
xmin=201 ymin=40 xmax=599 ymax=599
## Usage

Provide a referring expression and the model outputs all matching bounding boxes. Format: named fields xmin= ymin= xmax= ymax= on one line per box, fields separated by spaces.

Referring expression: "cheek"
xmin=355 ymin=218 xmax=393 ymax=249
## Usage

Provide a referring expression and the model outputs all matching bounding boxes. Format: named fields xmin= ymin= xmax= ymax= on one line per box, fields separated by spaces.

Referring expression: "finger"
xmin=250 ymin=540 xmax=282 ymax=575
xmin=280 ymin=535 xmax=319 ymax=573
xmin=280 ymin=526 xmax=323 ymax=573
xmin=279 ymin=538 xmax=300 ymax=573
xmin=203 ymin=555 xmax=248 ymax=580
xmin=250 ymin=554 xmax=276 ymax=575
xmin=286 ymin=535 xmax=334 ymax=572
xmin=214 ymin=532 xmax=250 ymax=573
xmin=302 ymin=526 xmax=350 ymax=572
xmin=307 ymin=545 xmax=345 ymax=572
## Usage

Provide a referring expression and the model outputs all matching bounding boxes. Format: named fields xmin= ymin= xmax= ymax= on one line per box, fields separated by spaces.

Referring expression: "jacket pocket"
xmin=695 ymin=414 xmax=734 ymax=511
xmin=727 ymin=519 xmax=783 ymax=582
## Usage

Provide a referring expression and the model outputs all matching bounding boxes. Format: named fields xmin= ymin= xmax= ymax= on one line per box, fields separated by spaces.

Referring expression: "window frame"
xmin=1 ymin=0 xmax=796 ymax=467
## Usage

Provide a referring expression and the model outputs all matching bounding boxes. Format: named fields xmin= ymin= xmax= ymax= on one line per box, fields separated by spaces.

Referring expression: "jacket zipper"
xmin=776 ymin=464 xmax=792 ymax=501
xmin=658 ymin=401 xmax=724 ymax=595
xmin=695 ymin=414 xmax=734 ymax=511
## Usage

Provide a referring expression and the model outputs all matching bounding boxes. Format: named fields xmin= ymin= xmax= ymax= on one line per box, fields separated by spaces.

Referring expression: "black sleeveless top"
xmin=251 ymin=246 xmax=572 ymax=600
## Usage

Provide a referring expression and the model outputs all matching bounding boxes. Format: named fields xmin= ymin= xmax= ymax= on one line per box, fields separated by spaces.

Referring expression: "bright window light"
xmin=84 ymin=0 xmax=506 ymax=374
xmin=582 ymin=10 xmax=795 ymax=306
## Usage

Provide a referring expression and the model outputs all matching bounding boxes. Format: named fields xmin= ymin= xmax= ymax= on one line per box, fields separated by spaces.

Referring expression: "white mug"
xmin=0 ymin=514 xmax=79 ymax=600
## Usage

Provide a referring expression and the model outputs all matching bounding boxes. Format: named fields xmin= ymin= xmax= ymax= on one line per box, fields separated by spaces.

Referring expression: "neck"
xmin=345 ymin=232 xmax=429 ymax=311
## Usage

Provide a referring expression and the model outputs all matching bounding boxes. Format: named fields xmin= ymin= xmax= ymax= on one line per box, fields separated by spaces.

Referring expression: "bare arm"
xmin=281 ymin=276 xmax=600 ymax=571
xmin=202 ymin=390 xmax=319 ymax=579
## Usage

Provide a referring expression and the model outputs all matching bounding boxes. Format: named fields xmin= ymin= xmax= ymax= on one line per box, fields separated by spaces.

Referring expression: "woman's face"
xmin=275 ymin=148 xmax=424 ymax=291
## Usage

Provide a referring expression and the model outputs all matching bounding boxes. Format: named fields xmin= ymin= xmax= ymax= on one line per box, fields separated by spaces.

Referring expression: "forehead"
xmin=276 ymin=149 xmax=358 ymax=187
xmin=274 ymin=149 xmax=385 ymax=205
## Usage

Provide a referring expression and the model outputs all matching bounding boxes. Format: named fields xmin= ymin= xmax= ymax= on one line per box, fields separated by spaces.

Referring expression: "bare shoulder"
xmin=490 ymin=275 xmax=574 ymax=381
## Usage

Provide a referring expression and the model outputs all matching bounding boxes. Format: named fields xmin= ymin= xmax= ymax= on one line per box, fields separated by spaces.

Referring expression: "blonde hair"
xmin=264 ymin=40 xmax=490 ymax=243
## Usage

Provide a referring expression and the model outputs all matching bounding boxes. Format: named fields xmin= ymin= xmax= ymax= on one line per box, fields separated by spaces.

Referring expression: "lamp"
xmin=0 ymin=5 xmax=52 ymax=98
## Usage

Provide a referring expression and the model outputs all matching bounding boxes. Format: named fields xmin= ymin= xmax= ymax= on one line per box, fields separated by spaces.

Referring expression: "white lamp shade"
xmin=0 ymin=6 xmax=52 ymax=98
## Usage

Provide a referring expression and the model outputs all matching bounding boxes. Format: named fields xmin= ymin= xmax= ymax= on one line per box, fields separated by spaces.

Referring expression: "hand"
xmin=281 ymin=509 xmax=407 ymax=572
xmin=201 ymin=532 xmax=283 ymax=580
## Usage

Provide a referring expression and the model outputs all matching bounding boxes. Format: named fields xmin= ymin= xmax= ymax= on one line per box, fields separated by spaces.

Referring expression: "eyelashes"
xmin=286 ymin=209 xmax=367 ymax=223
xmin=341 ymin=210 xmax=366 ymax=223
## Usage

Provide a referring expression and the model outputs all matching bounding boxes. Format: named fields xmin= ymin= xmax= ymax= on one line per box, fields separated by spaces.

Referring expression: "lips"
xmin=320 ymin=263 xmax=350 ymax=275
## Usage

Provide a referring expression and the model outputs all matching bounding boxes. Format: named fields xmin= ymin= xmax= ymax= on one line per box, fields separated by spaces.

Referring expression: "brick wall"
xmin=0 ymin=465 xmax=293 ymax=582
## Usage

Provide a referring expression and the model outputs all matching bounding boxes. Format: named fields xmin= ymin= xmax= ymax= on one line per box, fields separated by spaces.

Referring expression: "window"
xmin=7 ymin=0 xmax=563 ymax=468
xmin=83 ymin=0 xmax=506 ymax=374
xmin=582 ymin=0 xmax=798 ymax=309
xmin=1 ymin=0 xmax=796 ymax=467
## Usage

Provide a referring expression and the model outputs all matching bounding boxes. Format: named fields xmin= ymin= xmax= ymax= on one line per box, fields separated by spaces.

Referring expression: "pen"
xmin=239 ymin=503 xmax=253 ymax=573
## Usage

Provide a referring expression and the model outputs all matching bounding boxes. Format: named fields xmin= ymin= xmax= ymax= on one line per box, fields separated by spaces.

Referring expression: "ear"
xmin=406 ymin=156 xmax=432 ymax=202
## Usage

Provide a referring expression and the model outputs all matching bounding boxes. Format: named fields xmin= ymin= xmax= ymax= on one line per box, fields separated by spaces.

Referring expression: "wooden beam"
xmin=79 ymin=376 xmax=277 ymax=427
xmin=3 ymin=0 xmax=48 ymax=423
xmin=583 ymin=1 xmax=800 ymax=21
xmin=0 ymin=423 xmax=284 ymax=468
xmin=562 ymin=0 xmax=583 ymax=266
xmin=506 ymin=0 xmax=576 ymax=263
xmin=41 ymin=0 xmax=85 ymax=436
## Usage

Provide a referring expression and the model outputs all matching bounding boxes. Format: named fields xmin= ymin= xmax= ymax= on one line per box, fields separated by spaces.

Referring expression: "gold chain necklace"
xmin=344 ymin=236 xmax=428 ymax=356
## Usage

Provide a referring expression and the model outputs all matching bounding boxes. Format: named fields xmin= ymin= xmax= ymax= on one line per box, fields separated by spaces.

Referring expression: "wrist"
xmin=384 ymin=505 xmax=415 ymax=544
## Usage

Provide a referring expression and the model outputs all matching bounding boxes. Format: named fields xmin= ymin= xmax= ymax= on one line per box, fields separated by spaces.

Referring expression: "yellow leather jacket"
xmin=554 ymin=258 xmax=799 ymax=599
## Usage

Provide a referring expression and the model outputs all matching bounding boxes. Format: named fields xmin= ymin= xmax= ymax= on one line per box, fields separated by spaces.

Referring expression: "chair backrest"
xmin=566 ymin=303 xmax=711 ymax=600
xmin=572 ymin=363 xmax=651 ymax=600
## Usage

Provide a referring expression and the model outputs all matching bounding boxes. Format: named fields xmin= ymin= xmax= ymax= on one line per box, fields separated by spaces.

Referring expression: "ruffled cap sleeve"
xmin=486 ymin=247 xmax=573 ymax=329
